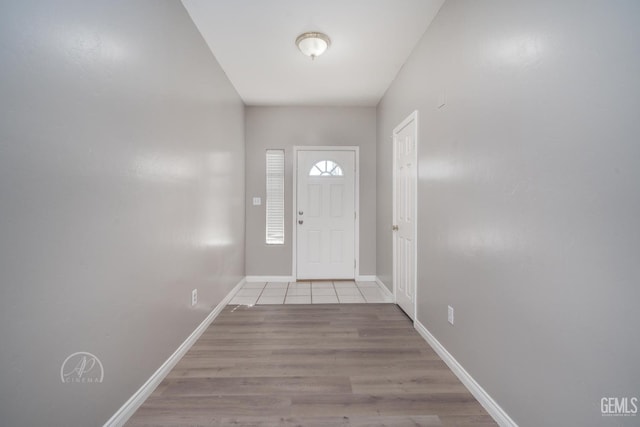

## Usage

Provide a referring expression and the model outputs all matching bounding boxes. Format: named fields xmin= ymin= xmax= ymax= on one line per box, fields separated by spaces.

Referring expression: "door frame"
xmin=392 ymin=111 xmax=418 ymax=316
xmin=292 ymin=146 xmax=360 ymax=281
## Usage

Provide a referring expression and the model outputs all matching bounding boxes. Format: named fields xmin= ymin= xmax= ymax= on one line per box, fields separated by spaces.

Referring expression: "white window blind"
xmin=265 ymin=150 xmax=285 ymax=245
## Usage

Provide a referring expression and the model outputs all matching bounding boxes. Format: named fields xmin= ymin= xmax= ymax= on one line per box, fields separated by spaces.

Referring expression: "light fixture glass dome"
xmin=296 ymin=32 xmax=331 ymax=59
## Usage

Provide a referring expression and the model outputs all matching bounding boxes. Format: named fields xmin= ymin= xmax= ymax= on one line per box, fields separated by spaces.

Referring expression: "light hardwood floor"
xmin=126 ymin=304 xmax=496 ymax=427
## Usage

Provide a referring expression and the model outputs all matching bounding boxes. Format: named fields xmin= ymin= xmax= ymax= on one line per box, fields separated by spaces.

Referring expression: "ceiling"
xmin=181 ymin=0 xmax=444 ymax=106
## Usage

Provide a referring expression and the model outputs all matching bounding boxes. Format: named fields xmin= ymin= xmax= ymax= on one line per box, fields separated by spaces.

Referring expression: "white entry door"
xmin=296 ymin=150 xmax=356 ymax=279
xmin=393 ymin=112 xmax=418 ymax=319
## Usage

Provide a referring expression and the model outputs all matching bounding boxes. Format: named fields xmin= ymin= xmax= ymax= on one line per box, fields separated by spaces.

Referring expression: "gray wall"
xmin=377 ymin=1 xmax=640 ymax=426
xmin=0 ymin=1 xmax=245 ymax=426
xmin=245 ymin=107 xmax=376 ymax=277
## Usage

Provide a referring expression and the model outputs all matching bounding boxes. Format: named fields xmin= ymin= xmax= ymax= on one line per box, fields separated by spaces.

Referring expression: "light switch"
xmin=252 ymin=197 xmax=261 ymax=206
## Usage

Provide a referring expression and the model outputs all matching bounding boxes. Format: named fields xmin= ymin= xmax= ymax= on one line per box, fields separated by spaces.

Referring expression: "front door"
xmin=393 ymin=112 xmax=417 ymax=319
xmin=296 ymin=150 xmax=355 ymax=279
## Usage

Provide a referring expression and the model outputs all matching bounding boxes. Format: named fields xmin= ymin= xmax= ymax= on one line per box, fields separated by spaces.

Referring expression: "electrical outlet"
xmin=448 ymin=305 xmax=454 ymax=325
xmin=252 ymin=197 xmax=261 ymax=206
xmin=191 ymin=289 xmax=198 ymax=306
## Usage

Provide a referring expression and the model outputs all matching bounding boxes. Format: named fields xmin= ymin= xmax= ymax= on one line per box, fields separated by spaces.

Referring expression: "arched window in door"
xmin=309 ymin=160 xmax=343 ymax=177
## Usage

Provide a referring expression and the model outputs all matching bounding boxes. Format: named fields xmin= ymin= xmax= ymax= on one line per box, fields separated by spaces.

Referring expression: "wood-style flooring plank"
xmin=289 ymin=393 xmax=488 ymax=417
xmin=161 ymin=376 xmax=352 ymax=396
xmin=126 ymin=304 xmax=496 ymax=427
xmin=126 ymin=415 xmax=443 ymax=427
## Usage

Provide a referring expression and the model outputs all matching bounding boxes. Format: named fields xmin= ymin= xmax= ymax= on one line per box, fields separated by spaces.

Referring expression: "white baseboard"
xmin=248 ymin=275 xmax=378 ymax=283
xmin=356 ymin=275 xmax=376 ymax=281
xmin=245 ymin=275 xmax=294 ymax=283
xmin=413 ymin=320 xmax=518 ymax=427
xmin=103 ymin=278 xmax=246 ymax=427
xmin=375 ymin=276 xmax=395 ymax=301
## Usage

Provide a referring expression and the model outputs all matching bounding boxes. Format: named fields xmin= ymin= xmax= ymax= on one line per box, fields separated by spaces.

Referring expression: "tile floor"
xmin=228 ymin=280 xmax=393 ymax=305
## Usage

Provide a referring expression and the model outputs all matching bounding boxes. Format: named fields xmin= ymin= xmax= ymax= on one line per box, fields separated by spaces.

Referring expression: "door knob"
xmin=298 ymin=220 xmax=304 ymax=225
xmin=392 ymin=225 xmax=399 ymax=231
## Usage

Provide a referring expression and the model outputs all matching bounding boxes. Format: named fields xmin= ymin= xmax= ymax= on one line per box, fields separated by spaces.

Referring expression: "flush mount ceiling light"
xmin=295 ymin=32 xmax=331 ymax=60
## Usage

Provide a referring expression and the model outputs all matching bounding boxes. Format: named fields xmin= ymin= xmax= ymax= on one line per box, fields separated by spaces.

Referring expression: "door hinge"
xmin=354 ymin=259 xmax=356 ymax=268
xmin=354 ymin=211 xmax=356 ymax=220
